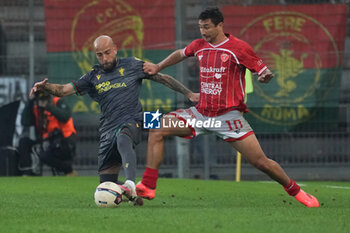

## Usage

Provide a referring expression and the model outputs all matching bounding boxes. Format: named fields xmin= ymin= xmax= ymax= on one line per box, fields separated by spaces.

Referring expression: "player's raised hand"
xmin=143 ymin=62 xmax=160 ymax=75
xmin=29 ymin=78 xmax=48 ymax=98
xmin=257 ymin=68 xmax=274 ymax=83
xmin=188 ymin=92 xmax=200 ymax=103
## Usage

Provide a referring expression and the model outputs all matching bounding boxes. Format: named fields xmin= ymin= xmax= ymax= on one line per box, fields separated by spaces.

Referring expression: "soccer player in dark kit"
xmin=30 ymin=35 xmax=199 ymax=206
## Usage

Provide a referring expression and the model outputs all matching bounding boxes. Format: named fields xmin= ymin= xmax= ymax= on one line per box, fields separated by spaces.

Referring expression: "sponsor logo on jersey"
xmin=201 ymin=82 xmax=222 ymax=95
xmin=95 ymin=81 xmax=127 ymax=94
xmin=200 ymin=66 xmax=226 ymax=73
xmin=214 ymin=73 xmax=222 ymax=79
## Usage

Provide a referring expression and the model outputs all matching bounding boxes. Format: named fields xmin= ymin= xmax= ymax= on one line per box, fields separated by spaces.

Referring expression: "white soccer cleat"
xmin=123 ymin=180 xmax=136 ymax=196
xmin=119 ymin=180 xmax=144 ymax=206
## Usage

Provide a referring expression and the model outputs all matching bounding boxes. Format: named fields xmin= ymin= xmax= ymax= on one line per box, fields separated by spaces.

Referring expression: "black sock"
xmin=99 ymin=173 xmax=123 ymax=184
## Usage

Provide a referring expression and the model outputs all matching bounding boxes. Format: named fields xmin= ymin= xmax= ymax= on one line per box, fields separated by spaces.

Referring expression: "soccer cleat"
xmin=119 ymin=180 xmax=144 ymax=206
xmin=136 ymin=181 xmax=156 ymax=200
xmin=295 ymin=189 xmax=319 ymax=207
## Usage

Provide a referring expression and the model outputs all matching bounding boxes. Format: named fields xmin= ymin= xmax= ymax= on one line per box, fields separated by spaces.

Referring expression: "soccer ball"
xmin=94 ymin=182 xmax=123 ymax=207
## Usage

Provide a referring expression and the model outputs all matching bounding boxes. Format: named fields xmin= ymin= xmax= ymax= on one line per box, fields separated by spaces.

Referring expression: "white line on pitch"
xmin=324 ymin=185 xmax=350 ymax=190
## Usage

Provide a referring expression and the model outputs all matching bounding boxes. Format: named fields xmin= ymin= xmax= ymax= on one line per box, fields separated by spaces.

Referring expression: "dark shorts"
xmin=98 ymin=121 xmax=141 ymax=172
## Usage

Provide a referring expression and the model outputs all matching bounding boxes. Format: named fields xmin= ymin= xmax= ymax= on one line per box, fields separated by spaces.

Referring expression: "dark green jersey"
xmin=72 ymin=57 xmax=150 ymax=135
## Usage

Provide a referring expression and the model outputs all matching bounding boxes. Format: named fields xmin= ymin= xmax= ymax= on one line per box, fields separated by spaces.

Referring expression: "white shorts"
xmin=167 ymin=107 xmax=254 ymax=142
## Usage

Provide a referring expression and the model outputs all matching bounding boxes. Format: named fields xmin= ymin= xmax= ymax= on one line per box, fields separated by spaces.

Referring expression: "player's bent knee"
xmin=99 ymin=165 xmax=121 ymax=174
xmin=148 ymin=129 xmax=165 ymax=142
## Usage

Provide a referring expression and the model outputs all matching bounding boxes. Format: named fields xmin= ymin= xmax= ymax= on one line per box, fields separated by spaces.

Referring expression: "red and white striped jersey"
xmin=183 ymin=34 xmax=267 ymax=117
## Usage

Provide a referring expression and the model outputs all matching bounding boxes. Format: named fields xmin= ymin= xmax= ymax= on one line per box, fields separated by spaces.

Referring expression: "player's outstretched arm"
xmin=148 ymin=73 xmax=199 ymax=103
xmin=29 ymin=78 xmax=76 ymax=98
xmin=143 ymin=49 xmax=187 ymax=75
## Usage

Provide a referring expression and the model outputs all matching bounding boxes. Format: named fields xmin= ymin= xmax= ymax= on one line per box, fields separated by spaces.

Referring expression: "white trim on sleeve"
xmin=258 ymin=66 xmax=267 ymax=75
xmin=182 ymin=48 xmax=188 ymax=57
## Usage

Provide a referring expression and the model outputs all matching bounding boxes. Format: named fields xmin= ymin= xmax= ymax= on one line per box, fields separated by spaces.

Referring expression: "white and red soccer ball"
xmin=94 ymin=182 xmax=123 ymax=207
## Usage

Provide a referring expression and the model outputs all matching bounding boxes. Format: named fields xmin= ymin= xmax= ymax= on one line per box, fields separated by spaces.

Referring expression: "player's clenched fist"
xmin=257 ymin=68 xmax=274 ymax=83
xmin=29 ymin=78 xmax=49 ymax=98
xmin=143 ymin=62 xmax=160 ymax=75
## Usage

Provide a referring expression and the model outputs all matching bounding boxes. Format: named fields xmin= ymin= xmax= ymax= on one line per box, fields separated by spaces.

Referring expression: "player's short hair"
xmin=198 ymin=7 xmax=224 ymax=26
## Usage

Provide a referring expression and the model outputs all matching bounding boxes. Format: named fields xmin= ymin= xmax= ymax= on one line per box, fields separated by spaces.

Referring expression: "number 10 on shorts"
xmin=226 ymin=120 xmax=243 ymax=131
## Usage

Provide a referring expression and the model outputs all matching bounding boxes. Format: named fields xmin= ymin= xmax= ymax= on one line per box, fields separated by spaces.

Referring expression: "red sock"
xmin=283 ymin=179 xmax=301 ymax=196
xmin=141 ymin=167 xmax=158 ymax=189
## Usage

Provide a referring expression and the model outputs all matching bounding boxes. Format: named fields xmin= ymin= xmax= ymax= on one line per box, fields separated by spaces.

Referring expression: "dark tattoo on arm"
xmin=149 ymin=73 xmax=191 ymax=96
xmin=44 ymin=83 xmax=66 ymax=97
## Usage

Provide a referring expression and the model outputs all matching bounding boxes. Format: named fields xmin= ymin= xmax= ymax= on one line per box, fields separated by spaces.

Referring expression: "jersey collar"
xmin=208 ymin=33 xmax=230 ymax=48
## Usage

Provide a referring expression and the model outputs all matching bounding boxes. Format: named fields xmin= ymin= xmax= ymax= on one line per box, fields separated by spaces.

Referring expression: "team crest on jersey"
xmin=198 ymin=55 xmax=203 ymax=61
xmin=220 ymin=54 xmax=229 ymax=62
xmin=96 ymin=74 xmax=101 ymax=80
xmin=119 ymin=68 xmax=125 ymax=76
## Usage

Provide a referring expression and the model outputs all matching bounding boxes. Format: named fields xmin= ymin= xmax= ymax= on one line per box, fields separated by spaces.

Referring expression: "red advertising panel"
xmin=222 ymin=4 xmax=347 ymax=129
xmin=222 ymin=4 xmax=346 ymax=69
xmin=44 ymin=0 xmax=175 ymax=53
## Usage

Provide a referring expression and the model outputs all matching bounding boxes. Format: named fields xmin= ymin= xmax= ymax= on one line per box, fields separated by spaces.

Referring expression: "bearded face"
xmin=100 ymin=57 xmax=117 ymax=72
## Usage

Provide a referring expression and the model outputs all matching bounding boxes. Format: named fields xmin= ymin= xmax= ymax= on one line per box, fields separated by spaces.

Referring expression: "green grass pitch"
xmin=0 ymin=177 xmax=349 ymax=233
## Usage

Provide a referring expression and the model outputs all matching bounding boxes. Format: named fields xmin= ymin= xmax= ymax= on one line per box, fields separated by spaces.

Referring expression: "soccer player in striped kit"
xmin=137 ymin=7 xmax=319 ymax=207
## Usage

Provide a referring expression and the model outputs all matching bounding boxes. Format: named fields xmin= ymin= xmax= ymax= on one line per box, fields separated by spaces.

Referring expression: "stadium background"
xmin=0 ymin=0 xmax=349 ymax=180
